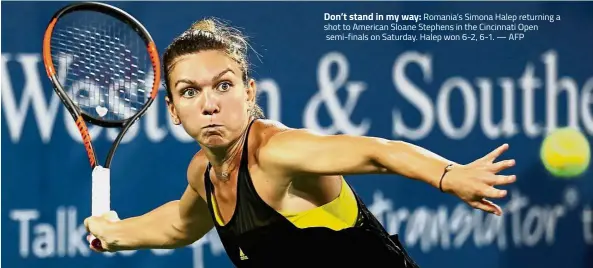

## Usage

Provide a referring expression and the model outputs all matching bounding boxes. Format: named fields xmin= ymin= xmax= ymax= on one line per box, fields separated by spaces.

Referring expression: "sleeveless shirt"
xmin=203 ymin=120 xmax=419 ymax=267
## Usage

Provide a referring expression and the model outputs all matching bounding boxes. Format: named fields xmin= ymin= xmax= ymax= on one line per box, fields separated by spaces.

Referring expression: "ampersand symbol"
xmin=303 ymin=52 xmax=371 ymax=135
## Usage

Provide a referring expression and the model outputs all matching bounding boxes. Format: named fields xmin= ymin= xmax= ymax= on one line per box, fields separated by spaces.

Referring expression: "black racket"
xmin=42 ymin=1 xmax=161 ymax=250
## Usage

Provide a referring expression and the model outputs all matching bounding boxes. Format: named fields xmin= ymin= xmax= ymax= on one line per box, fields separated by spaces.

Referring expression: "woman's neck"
xmin=207 ymin=135 xmax=245 ymax=167
xmin=204 ymin=118 xmax=252 ymax=174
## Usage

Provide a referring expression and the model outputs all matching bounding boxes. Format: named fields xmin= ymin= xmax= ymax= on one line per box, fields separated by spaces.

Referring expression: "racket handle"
xmin=90 ymin=234 xmax=104 ymax=250
xmin=90 ymin=166 xmax=110 ymax=250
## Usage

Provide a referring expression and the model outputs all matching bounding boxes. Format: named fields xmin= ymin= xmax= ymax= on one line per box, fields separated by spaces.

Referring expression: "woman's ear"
xmin=246 ymin=78 xmax=257 ymax=106
xmin=165 ymin=95 xmax=181 ymax=125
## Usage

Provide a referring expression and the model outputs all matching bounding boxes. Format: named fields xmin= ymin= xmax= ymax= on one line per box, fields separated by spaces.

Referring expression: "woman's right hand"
xmin=84 ymin=211 xmax=121 ymax=252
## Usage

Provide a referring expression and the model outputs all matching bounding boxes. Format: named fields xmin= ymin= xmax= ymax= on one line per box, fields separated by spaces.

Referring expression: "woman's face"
xmin=166 ymin=50 xmax=256 ymax=148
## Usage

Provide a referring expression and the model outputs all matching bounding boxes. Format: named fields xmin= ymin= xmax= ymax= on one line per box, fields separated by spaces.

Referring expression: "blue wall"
xmin=2 ymin=1 xmax=592 ymax=267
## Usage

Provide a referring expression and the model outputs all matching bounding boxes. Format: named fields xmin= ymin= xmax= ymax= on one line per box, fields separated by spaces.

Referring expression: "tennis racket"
xmin=42 ymin=2 xmax=161 ymax=250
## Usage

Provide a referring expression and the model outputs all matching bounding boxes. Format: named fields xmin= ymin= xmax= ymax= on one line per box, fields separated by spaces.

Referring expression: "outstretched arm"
xmin=259 ymin=129 xmax=516 ymax=215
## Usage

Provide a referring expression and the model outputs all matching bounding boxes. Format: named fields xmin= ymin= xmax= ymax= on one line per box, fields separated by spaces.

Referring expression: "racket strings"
xmin=49 ymin=10 xmax=153 ymax=121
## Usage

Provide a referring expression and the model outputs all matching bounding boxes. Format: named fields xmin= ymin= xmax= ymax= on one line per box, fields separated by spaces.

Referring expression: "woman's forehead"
xmin=172 ymin=51 xmax=242 ymax=74
xmin=167 ymin=52 xmax=246 ymax=88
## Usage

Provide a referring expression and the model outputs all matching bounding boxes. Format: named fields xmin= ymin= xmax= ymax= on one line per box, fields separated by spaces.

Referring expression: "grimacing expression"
xmin=166 ymin=50 xmax=256 ymax=148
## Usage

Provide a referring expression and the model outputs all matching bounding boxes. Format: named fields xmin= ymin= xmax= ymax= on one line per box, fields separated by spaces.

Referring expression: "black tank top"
xmin=204 ymin=120 xmax=419 ymax=267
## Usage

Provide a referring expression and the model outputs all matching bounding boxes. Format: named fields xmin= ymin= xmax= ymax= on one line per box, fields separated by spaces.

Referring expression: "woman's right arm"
xmin=84 ymin=158 xmax=214 ymax=251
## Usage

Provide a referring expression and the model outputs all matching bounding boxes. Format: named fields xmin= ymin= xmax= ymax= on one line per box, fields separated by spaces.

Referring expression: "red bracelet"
xmin=439 ymin=164 xmax=454 ymax=193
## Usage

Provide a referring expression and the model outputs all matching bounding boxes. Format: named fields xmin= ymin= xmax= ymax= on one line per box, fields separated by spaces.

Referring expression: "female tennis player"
xmin=84 ymin=18 xmax=516 ymax=267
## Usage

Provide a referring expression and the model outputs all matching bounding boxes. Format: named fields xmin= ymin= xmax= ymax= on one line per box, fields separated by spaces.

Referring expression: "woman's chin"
xmin=200 ymin=135 xmax=229 ymax=148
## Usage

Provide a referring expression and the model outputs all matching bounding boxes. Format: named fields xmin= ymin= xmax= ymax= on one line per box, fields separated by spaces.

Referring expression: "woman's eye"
xmin=182 ymin=88 xmax=197 ymax=97
xmin=217 ymin=82 xmax=232 ymax=92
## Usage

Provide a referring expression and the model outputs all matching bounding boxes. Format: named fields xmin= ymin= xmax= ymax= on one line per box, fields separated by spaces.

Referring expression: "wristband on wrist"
xmin=439 ymin=164 xmax=454 ymax=193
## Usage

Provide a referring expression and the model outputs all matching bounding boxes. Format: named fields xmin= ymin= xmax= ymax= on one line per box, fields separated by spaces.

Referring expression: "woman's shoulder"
xmin=252 ymin=119 xmax=291 ymax=132
xmin=186 ymin=150 xmax=209 ymax=197
xmin=250 ymin=119 xmax=292 ymax=148
xmin=248 ymin=119 xmax=297 ymax=172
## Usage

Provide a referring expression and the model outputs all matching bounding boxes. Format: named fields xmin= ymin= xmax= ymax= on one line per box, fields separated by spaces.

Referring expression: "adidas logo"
xmin=239 ymin=247 xmax=249 ymax=260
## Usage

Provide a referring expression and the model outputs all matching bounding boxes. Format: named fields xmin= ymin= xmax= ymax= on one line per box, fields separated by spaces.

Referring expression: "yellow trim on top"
xmin=279 ymin=178 xmax=358 ymax=230
xmin=210 ymin=178 xmax=359 ymax=230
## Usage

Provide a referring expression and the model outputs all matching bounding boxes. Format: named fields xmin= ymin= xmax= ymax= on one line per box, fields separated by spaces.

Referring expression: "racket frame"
xmin=42 ymin=1 xmax=161 ymax=250
xmin=42 ymin=1 xmax=161 ymax=169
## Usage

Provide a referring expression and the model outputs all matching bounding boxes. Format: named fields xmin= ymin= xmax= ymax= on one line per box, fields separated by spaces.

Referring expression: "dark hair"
xmin=162 ymin=17 xmax=264 ymax=118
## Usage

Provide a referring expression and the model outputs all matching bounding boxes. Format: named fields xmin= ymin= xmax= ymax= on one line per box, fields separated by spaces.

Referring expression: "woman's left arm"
xmin=259 ymin=129 xmax=516 ymax=215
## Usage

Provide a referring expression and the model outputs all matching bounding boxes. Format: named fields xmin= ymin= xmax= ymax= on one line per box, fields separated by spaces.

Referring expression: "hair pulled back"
xmin=162 ymin=18 xmax=263 ymax=118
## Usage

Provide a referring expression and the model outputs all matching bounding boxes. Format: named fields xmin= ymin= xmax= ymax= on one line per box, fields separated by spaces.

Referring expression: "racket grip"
xmin=90 ymin=234 xmax=104 ymax=250
xmin=92 ymin=165 xmax=111 ymax=216
xmin=90 ymin=166 xmax=110 ymax=250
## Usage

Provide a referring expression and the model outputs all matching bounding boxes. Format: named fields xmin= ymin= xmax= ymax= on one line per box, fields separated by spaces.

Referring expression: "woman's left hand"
xmin=441 ymin=144 xmax=517 ymax=216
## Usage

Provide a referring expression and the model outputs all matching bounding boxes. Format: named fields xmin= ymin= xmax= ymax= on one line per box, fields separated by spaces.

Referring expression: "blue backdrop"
xmin=2 ymin=1 xmax=593 ymax=268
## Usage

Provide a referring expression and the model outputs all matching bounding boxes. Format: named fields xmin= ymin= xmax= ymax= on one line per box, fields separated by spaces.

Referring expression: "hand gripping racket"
xmin=42 ymin=2 xmax=161 ymax=250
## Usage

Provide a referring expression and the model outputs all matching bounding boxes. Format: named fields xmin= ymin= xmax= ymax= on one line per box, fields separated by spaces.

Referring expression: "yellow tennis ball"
xmin=540 ymin=127 xmax=591 ymax=178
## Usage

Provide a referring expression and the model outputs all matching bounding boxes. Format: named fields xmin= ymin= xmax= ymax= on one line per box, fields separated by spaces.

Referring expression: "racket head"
xmin=42 ymin=1 xmax=161 ymax=128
